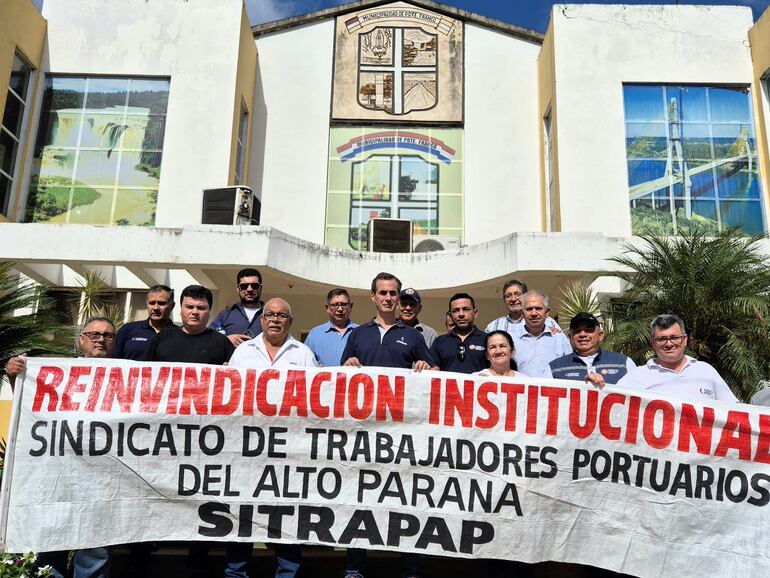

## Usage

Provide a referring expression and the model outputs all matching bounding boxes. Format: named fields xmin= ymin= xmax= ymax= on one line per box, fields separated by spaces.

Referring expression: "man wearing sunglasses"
xmin=5 ymin=315 xmax=117 ymax=578
xmin=549 ymin=312 xmax=635 ymax=385
xmin=210 ymin=268 xmax=265 ymax=348
xmin=616 ymin=314 xmax=737 ymax=402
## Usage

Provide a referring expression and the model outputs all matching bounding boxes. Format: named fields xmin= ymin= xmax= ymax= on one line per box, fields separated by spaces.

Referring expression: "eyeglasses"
xmin=457 ymin=344 xmax=466 ymax=361
xmin=653 ymin=335 xmax=686 ymax=345
xmin=327 ymin=302 xmax=350 ymax=309
xmin=81 ymin=331 xmax=116 ymax=342
xmin=238 ymin=282 xmax=261 ymax=291
xmin=263 ymin=312 xmax=290 ymax=321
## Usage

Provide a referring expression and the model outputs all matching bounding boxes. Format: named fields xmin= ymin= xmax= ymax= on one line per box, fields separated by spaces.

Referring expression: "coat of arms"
xmin=357 ymin=27 xmax=438 ymax=115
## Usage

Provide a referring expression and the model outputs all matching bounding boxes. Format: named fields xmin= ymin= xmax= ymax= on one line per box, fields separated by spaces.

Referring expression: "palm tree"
xmin=0 ymin=262 xmax=70 ymax=378
xmin=605 ymin=227 xmax=770 ymax=401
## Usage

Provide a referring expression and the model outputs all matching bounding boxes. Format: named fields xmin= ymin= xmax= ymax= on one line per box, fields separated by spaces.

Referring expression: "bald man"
xmin=229 ymin=298 xmax=318 ymax=368
xmin=228 ymin=298 xmax=317 ymax=578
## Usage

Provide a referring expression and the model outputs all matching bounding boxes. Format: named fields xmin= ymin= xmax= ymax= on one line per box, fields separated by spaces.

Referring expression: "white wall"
xmin=252 ymin=21 xmax=335 ymax=245
xmin=39 ymin=0 xmax=244 ymax=228
xmin=464 ymin=23 xmax=542 ymax=243
xmin=552 ymin=4 xmax=755 ymax=236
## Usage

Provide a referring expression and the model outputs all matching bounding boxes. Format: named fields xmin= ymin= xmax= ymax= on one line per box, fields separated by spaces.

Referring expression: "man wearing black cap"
xmin=549 ymin=312 xmax=635 ymax=384
xmin=398 ymin=287 xmax=438 ymax=347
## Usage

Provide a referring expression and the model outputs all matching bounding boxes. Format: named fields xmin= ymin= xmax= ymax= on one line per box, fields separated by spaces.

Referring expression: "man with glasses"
xmin=486 ymin=279 xmax=560 ymax=337
xmin=304 ymin=288 xmax=358 ymax=366
xmin=549 ymin=312 xmax=635 ymax=384
xmin=398 ymin=288 xmax=438 ymax=347
xmin=616 ymin=314 xmax=737 ymax=402
xmin=431 ymin=293 xmax=487 ymax=373
xmin=5 ymin=316 xmax=116 ymax=578
xmin=229 ymin=297 xmax=317 ymax=578
xmin=210 ymin=267 xmax=265 ymax=348
xmin=229 ymin=298 xmax=318 ymax=368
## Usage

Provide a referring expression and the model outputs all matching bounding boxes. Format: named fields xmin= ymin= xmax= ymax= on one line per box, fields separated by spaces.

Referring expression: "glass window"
xmin=234 ymin=103 xmax=248 ymax=185
xmin=0 ymin=52 xmax=33 ymax=215
xmin=26 ymin=75 xmax=169 ymax=225
xmin=623 ymin=84 xmax=765 ymax=235
xmin=326 ymin=127 xmax=462 ymax=251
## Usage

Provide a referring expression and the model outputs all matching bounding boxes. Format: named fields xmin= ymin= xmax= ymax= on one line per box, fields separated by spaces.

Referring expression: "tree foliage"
xmin=605 ymin=228 xmax=770 ymax=401
xmin=0 ymin=262 xmax=70 ymax=378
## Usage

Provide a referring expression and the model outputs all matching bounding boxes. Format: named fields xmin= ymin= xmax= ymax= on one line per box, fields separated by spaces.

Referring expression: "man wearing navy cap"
xmin=549 ymin=312 xmax=635 ymax=384
xmin=398 ymin=287 xmax=438 ymax=347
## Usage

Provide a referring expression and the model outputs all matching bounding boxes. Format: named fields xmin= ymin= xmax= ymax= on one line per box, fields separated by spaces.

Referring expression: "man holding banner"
xmin=341 ymin=272 xmax=435 ymax=578
xmin=229 ymin=297 xmax=317 ymax=578
xmin=617 ymin=314 xmax=737 ymax=402
xmin=144 ymin=285 xmax=248 ymax=578
xmin=5 ymin=315 xmax=117 ymax=578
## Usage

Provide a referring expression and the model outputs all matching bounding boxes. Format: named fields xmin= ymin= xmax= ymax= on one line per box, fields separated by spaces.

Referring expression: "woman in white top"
xmin=474 ymin=330 xmax=528 ymax=378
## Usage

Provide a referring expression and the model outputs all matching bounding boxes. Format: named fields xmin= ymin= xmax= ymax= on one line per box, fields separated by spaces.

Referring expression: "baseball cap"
xmin=569 ymin=312 xmax=600 ymax=330
xmin=399 ymin=288 xmax=421 ymax=303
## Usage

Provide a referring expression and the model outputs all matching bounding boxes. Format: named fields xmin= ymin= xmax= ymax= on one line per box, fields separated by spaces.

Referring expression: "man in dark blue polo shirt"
xmin=113 ymin=285 xmax=175 ymax=360
xmin=431 ymin=292 xmax=487 ymax=374
xmin=341 ymin=273 xmax=435 ymax=371
xmin=210 ymin=267 xmax=265 ymax=348
xmin=340 ymin=272 xmax=434 ymax=578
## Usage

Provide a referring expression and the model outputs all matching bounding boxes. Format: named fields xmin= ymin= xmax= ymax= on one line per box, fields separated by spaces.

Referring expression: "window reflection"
xmin=624 ymin=85 xmax=765 ymax=235
xmin=26 ymin=76 xmax=169 ymax=225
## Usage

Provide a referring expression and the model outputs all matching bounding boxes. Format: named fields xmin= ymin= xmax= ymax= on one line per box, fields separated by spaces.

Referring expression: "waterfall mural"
xmin=26 ymin=76 xmax=169 ymax=226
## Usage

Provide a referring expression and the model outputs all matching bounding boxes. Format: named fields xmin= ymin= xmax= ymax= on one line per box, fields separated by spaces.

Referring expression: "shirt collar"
xmin=323 ymin=320 xmax=354 ymax=333
xmin=647 ymin=355 xmax=695 ymax=372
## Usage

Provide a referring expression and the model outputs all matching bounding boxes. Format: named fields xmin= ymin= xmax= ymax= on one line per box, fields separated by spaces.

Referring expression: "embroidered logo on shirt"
xmin=699 ymin=387 xmax=715 ymax=399
xmin=396 ymin=338 xmax=408 ymax=346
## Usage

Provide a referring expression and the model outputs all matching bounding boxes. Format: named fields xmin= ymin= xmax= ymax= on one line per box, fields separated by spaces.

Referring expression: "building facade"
xmin=1 ymin=0 xmax=769 ymax=338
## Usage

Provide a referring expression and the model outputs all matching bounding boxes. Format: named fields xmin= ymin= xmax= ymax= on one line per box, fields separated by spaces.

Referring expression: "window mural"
xmin=624 ymin=85 xmax=765 ymax=235
xmin=332 ymin=2 xmax=463 ymax=123
xmin=326 ymin=127 xmax=463 ymax=250
xmin=26 ymin=76 xmax=169 ymax=225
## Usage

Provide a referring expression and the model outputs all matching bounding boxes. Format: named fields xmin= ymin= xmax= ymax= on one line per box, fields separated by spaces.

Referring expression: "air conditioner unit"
xmin=368 ymin=218 xmax=412 ymax=253
xmin=201 ymin=186 xmax=258 ymax=225
xmin=413 ymin=234 xmax=461 ymax=252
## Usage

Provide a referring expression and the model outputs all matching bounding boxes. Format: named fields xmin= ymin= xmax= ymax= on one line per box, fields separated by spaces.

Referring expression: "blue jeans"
xmin=187 ymin=542 xmax=252 ymax=578
xmin=346 ymin=548 xmax=421 ymax=577
xmin=37 ymin=548 xmax=111 ymax=578
xmin=275 ymin=543 xmax=302 ymax=578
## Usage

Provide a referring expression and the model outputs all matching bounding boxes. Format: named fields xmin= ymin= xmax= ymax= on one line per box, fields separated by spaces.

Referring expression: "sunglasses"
xmin=238 ymin=282 xmax=261 ymax=291
xmin=457 ymin=344 xmax=466 ymax=361
xmin=81 ymin=331 xmax=116 ymax=342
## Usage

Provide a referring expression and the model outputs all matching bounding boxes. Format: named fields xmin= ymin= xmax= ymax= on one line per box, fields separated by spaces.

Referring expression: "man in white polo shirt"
xmin=228 ymin=296 xmax=317 ymax=578
xmin=229 ymin=297 xmax=318 ymax=368
xmin=617 ymin=314 xmax=737 ymax=402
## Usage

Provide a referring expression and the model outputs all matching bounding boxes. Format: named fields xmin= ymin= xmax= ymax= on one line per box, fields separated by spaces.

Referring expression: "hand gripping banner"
xmin=2 ymin=359 xmax=770 ymax=577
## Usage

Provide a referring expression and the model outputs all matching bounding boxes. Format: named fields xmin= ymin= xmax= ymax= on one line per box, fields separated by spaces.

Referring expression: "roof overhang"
xmin=2 ymin=224 xmax=633 ymax=292
xmin=251 ymin=0 xmax=544 ymax=45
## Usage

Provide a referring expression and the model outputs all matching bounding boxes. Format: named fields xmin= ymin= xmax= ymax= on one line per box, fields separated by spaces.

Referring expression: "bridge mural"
xmin=624 ymin=85 xmax=765 ymax=235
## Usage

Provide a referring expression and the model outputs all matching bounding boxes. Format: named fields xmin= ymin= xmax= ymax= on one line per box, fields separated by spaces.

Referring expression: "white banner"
xmin=2 ymin=358 xmax=770 ymax=577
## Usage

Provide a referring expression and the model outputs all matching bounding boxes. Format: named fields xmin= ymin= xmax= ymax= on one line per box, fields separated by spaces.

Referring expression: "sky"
xmin=247 ymin=0 xmax=770 ymax=31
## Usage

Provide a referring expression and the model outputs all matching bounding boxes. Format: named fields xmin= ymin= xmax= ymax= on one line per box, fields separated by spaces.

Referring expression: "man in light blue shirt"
xmin=513 ymin=290 xmax=572 ymax=377
xmin=304 ymin=288 xmax=358 ymax=366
